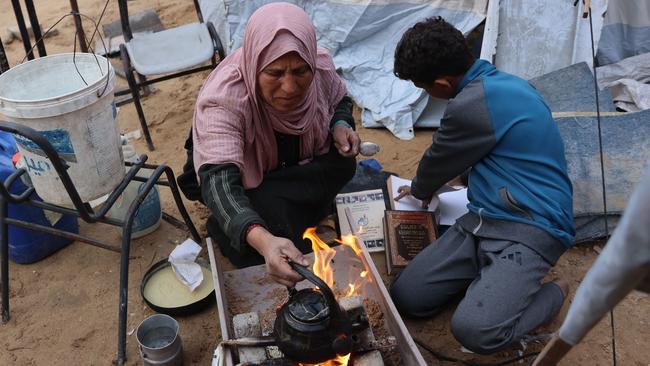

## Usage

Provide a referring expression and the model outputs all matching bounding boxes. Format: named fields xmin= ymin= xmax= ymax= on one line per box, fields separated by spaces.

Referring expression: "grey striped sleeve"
xmin=199 ymin=163 xmax=266 ymax=252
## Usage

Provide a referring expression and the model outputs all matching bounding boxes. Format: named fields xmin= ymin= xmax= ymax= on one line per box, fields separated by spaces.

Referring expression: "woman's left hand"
xmin=332 ymin=124 xmax=360 ymax=157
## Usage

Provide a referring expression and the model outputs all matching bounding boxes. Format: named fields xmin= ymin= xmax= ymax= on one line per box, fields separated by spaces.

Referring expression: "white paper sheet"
xmin=168 ymin=238 xmax=204 ymax=292
xmin=387 ymin=175 xmax=469 ymax=226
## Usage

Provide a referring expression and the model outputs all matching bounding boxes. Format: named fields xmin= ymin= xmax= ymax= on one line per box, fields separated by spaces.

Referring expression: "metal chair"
xmin=0 ymin=120 xmax=200 ymax=366
xmin=116 ymin=0 xmax=225 ymax=150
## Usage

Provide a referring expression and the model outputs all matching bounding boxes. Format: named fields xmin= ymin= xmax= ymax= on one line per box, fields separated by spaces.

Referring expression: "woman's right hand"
xmin=246 ymin=226 xmax=310 ymax=287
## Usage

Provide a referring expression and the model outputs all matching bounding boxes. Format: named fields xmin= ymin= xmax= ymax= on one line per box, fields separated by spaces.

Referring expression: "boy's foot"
xmin=552 ymin=278 xmax=570 ymax=300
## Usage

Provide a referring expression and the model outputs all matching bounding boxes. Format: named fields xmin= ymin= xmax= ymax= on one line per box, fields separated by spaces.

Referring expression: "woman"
xmin=192 ymin=3 xmax=359 ymax=287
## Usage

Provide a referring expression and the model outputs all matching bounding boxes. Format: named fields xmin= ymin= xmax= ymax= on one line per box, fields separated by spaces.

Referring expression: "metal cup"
xmin=136 ymin=314 xmax=183 ymax=366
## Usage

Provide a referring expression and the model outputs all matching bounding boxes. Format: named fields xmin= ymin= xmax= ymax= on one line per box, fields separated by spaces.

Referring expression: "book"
xmin=335 ymin=189 xmax=387 ymax=252
xmin=384 ymin=210 xmax=438 ymax=275
xmin=385 ymin=175 xmax=469 ymax=226
xmin=386 ymin=175 xmax=440 ymax=213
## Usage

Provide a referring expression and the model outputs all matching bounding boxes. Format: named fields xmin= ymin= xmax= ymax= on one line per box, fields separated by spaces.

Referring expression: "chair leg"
xmin=1 ymin=198 xmax=9 ymax=323
xmin=116 ymin=226 xmax=131 ymax=366
xmin=119 ymin=44 xmax=155 ymax=151
xmin=163 ymin=166 xmax=200 ymax=242
xmin=116 ymin=166 xmax=165 ymax=365
xmin=207 ymin=22 xmax=226 ymax=62
xmin=136 ymin=73 xmax=153 ymax=97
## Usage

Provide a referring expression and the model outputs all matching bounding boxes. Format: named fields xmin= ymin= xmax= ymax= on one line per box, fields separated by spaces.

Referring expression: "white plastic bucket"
xmin=0 ymin=53 xmax=124 ymax=206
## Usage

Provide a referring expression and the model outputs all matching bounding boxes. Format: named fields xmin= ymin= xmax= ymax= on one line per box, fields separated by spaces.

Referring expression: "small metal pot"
xmin=273 ymin=263 xmax=353 ymax=364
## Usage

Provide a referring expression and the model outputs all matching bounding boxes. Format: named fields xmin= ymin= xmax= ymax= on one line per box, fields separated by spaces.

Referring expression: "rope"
xmin=414 ymin=337 xmax=540 ymax=366
xmin=585 ymin=2 xmax=617 ymax=365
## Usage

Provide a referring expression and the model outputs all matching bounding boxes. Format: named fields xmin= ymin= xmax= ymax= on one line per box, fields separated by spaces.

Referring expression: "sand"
xmin=0 ymin=1 xmax=648 ymax=365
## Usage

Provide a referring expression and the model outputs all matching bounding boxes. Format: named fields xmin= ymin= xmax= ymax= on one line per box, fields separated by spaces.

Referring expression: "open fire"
xmin=299 ymin=228 xmax=371 ymax=366
xmin=214 ymin=217 xmax=425 ymax=366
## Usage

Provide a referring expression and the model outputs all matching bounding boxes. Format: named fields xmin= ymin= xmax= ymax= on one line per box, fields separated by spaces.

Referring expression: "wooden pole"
xmin=0 ymin=38 xmax=10 ymax=74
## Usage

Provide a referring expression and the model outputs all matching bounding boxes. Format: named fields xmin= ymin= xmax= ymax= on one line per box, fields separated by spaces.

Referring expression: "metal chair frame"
xmin=115 ymin=0 xmax=225 ymax=151
xmin=0 ymin=120 xmax=200 ymax=366
xmin=10 ymin=0 xmax=47 ymax=61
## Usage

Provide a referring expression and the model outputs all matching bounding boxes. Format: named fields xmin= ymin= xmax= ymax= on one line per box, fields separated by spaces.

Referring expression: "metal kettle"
xmin=273 ymin=262 xmax=353 ymax=364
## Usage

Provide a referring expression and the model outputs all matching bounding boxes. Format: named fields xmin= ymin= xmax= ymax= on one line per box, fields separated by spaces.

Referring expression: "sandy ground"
xmin=1 ymin=1 xmax=648 ymax=365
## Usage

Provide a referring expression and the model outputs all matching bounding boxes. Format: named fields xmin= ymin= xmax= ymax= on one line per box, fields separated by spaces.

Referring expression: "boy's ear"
xmin=432 ymin=77 xmax=453 ymax=89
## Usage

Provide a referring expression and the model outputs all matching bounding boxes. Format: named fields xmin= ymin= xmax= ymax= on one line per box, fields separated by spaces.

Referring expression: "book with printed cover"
xmin=335 ymin=189 xmax=386 ymax=252
xmin=384 ymin=209 xmax=437 ymax=275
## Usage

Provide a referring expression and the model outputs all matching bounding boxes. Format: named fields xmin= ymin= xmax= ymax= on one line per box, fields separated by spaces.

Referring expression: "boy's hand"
xmin=446 ymin=175 xmax=466 ymax=188
xmin=394 ymin=185 xmax=412 ymax=201
xmin=395 ymin=185 xmax=431 ymax=209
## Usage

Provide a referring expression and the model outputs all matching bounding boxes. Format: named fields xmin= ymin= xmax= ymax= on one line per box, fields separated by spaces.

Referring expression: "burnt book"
xmin=384 ymin=210 xmax=437 ymax=275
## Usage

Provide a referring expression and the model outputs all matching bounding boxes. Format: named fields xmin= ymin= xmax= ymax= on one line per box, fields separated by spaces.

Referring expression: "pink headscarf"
xmin=192 ymin=2 xmax=347 ymax=189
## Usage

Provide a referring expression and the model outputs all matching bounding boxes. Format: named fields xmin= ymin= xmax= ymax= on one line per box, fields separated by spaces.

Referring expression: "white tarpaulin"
xmin=199 ymin=0 xmax=487 ymax=139
xmin=597 ymin=52 xmax=650 ymax=112
xmin=596 ymin=0 xmax=650 ymax=66
xmin=487 ymin=0 xmax=607 ymax=80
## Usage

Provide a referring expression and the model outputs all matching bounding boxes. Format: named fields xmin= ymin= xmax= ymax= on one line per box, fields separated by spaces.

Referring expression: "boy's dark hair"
xmin=394 ymin=17 xmax=475 ymax=83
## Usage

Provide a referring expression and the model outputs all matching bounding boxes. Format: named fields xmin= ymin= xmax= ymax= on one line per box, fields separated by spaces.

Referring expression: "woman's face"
xmin=258 ymin=52 xmax=314 ymax=112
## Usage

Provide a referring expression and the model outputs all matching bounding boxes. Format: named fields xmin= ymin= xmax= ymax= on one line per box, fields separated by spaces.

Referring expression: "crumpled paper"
xmin=168 ymin=239 xmax=203 ymax=292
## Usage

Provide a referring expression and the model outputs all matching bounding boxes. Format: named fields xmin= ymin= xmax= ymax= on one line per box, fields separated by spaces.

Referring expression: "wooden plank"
xmin=480 ymin=0 xmax=500 ymax=63
xmin=357 ymin=239 xmax=427 ymax=366
xmin=207 ymin=237 xmax=234 ymax=366
xmin=552 ymin=111 xmax=625 ymax=118
xmin=218 ymin=244 xmax=426 ymax=365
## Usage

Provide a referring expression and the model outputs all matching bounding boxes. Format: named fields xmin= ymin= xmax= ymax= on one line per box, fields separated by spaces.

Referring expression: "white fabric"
xmin=596 ymin=0 xmax=650 ymax=65
xmin=126 ymin=22 xmax=214 ymax=76
xmin=200 ymin=0 xmax=486 ymax=139
xmin=597 ymin=52 xmax=650 ymax=112
xmin=492 ymin=0 xmax=606 ymax=80
xmin=558 ymin=164 xmax=650 ymax=346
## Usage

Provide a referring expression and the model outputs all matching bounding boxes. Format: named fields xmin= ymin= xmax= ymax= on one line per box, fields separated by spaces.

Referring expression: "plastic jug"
xmin=0 ymin=132 xmax=78 ymax=264
xmin=108 ymin=139 xmax=162 ymax=238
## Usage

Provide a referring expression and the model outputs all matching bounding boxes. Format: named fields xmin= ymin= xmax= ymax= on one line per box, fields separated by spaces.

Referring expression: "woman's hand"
xmin=246 ymin=226 xmax=310 ymax=287
xmin=332 ymin=124 xmax=360 ymax=157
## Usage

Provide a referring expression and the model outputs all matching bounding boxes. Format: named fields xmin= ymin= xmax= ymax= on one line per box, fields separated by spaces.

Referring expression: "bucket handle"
xmin=20 ymin=10 xmax=111 ymax=98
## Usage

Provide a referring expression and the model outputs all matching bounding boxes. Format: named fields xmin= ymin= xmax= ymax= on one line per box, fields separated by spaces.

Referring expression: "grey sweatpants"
xmin=390 ymin=222 xmax=565 ymax=354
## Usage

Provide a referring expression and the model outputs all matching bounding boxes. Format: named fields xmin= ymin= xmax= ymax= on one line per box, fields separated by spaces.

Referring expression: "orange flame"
xmin=303 ymin=227 xmax=337 ymax=289
xmin=300 ymin=228 xmax=372 ymax=366
xmin=299 ymin=354 xmax=351 ymax=366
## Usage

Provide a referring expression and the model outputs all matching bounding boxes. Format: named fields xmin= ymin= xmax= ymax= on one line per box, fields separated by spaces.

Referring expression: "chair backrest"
xmin=117 ymin=0 xmax=205 ymax=42
xmin=0 ymin=38 xmax=9 ymax=75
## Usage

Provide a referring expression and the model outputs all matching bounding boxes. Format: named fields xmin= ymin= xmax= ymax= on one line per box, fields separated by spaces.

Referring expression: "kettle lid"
xmin=287 ymin=290 xmax=330 ymax=324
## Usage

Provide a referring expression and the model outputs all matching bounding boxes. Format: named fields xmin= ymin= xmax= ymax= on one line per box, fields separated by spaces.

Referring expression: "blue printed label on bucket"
xmin=14 ymin=129 xmax=77 ymax=163
xmin=22 ymin=157 xmax=51 ymax=176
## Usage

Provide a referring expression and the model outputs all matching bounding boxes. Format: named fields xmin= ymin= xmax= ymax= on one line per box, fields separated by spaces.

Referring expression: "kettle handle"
xmin=289 ymin=262 xmax=341 ymax=318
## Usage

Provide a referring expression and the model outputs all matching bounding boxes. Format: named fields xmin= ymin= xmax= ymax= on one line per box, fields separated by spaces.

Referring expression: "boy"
xmin=390 ymin=17 xmax=574 ymax=354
